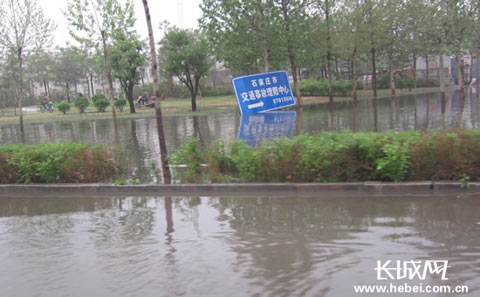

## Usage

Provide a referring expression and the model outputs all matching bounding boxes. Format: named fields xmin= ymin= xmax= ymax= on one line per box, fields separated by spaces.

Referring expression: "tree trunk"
xmin=413 ymin=51 xmax=417 ymax=89
xmin=371 ymin=46 xmax=377 ymax=98
xmin=281 ymin=0 xmax=302 ymax=107
xmin=325 ymin=0 xmax=334 ymax=104
xmin=352 ymin=47 xmax=358 ymax=103
xmin=334 ymin=55 xmax=339 ymax=79
xmin=126 ymin=84 xmax=136 ymax=113
xmin=142 ymin=0 xmax=171 ymax=184
xmin=439 ymin=54 xmax=446 ymax=97
xmin=17 ymin=48 xmax=25 ymax=144
xmin=456 ymin=55 xmax=465 ymax=100
xmin=43 ymin=79 xmax=48 ymax=95
xmin=191 ymin=77 xmax=200 ymax=112
xmin=389 ymin=52 xmax=395 ymax=95
xmin=258 ymin=5 xmax=269 ymax=73
xmin=90 ymin=74 xmax=94 ymax=96
xmin=66 ymin=82 xmax=70 ymax=102
xmin=327 ymin=50 xmax=334 ymax=104
xmin=101 ymin=30 xmax=119 ymax=145
xmin=367 ymin=0 xmax=377 ymax=98
xmin=86 ymin=75 xmax=91 ymax=100
xmin=425 ymin=56 xmax=430 ymax=87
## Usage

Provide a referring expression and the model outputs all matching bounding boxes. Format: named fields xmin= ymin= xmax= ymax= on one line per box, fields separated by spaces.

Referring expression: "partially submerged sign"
xmin=232 ymin=70 xmax=297 ymax=114
xmin=238 ymin=111 xmax=297 ymax=146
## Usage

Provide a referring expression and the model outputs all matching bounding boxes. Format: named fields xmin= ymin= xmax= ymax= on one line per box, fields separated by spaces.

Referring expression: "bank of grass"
xmin=0 ymin=87 xmax=441 ymax=125
xmin=170 ymin=130 xmax=480 ymax=184
xmin=0 ymin=143 xmax=126 ymax=183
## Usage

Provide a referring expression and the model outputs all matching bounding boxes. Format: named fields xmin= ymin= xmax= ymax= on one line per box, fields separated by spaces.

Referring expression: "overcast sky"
xmin=37 ymin=0 xmax=203 ymax=48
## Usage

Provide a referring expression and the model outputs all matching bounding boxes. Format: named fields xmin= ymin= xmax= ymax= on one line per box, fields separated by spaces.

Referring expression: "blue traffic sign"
xmin=232 ymin=70 xmax=297 ymax=114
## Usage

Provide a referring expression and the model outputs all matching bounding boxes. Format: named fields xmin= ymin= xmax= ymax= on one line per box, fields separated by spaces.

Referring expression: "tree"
xmin=200 ymin=0 xmax=284 ymax=75
xmin=28 ymin=50 xmax=55 ymax=96
xmin=0 ymin=0 xmax=55 ymax=143
xmin=53 ymin=47 xmax=84 ymax=102
xmin=142 ymin=0 xmax=171 ymax=184
xmin=66 ymin=0 xmax=136 ymax=143
xmin=110 ymin=33 xmax=145 ymax=114
xmin=161 ymin=29 xmax=212 ymax=112
xmin=336 ymin=0 xmax=369 ymax=103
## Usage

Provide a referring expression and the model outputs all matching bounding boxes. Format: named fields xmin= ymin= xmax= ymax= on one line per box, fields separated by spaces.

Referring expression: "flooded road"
xmin=0 ymin=195 xmax=479 ymax=296
xmin=0 ymin=89 xmax=479 ymax=181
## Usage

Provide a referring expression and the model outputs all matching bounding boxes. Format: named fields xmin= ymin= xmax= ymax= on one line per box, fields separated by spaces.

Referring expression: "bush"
xmin=168 ymin=138 xmax=205 ymax=183
xmin=114 ymin=98 xmax=127 ymax=112
xmin=298 ymin=79 xmax=357 ymax=96
xmin=92 ymin=93 xmax=107 ymax=104
xmin=0 ymin=143 xmax=126 ymax=183
xmin=170 ymin=131 xmax=480 ymax=183
xmin=202 ymin=85 xmax=233 ymax=97
xmin=397 ymin=77 xmax=414 ymax=89
xmin=377 ymin=73 xmax=390 ymax=89
xmin=94 ymin=98 xmax=110 ymax=112
xmin=416 ymin=77 xmax=439 ymax=87
xmin=57 ymin=103 xmax=71 ymax=115
xmin=74 ymin=96 xmax=89 ymax=113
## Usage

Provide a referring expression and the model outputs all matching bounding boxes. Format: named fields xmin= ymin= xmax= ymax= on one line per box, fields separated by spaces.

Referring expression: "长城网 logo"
xmin=375 ymin=260 xmax=449 ymax=281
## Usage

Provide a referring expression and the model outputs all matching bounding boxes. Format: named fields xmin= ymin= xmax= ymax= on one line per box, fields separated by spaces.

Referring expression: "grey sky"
xmin=38 ymin=0 xmax=202 ymax=47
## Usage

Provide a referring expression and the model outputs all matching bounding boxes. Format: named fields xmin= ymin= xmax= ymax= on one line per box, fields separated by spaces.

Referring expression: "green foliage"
xmin=0 ymin=143 xmax=126 ymax=183
xmin=57 ymin=102 xmax=71 ymax=115
xmin=169 ymin=138 xmax=205 ymax=183
xmin=377 ymin=73 xmax=391 ymax=89
xmin=94 ymin=98 xmax=110 ymax=112
xmin=74 ymin=96 xmax=89 ymax=113
xmin=202 ymin=85 xmax=233 ymax=97
xmin=397 ymin=77 xmax=414 ymax=89
xmin=415 ymin=77 xmax=439 ymax=87
xmin=298 ymin=79 xmax=357 ymax=96
xmin=170 ymin=130 xmax=480 ymax=183
xmin=92 ymin=93 xmax=107 ymax=103
xmin=161 ymin=28 xmax=212 ymax=110
xmin=114 ymin=98 xmax=127 ymax=112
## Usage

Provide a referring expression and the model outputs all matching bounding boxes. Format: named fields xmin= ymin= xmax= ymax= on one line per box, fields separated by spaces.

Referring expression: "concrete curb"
xmin=0 ymin=182 xmax=479 ymax=197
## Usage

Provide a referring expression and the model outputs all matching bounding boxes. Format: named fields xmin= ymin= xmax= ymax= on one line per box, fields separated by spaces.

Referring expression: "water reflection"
xmin=1 ymin=90 xmax=480 ymax=181
xmin=238 ymin=111 xmax=296 ymax=146
xmin=0 ymin=195 xmax=479 ymax=296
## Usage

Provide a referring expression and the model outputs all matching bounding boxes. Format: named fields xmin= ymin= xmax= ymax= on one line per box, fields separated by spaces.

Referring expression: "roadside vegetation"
xmin=0 ymin=143 xmax=126 ymax=183
xmin=170 ymin=130 xmax=480 ymax=184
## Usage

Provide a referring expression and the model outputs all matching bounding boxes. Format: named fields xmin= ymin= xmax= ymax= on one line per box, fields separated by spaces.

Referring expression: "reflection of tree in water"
xmin=209 ymin=196 xmax=415 ymax=297
xmin=91 ymin=197 xmax=156 ymax=245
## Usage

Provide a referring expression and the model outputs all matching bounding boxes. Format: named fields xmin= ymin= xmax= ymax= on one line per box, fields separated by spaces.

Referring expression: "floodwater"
xmin=0 ymin=195 xmax=479 ymax=297
xmin=0 ymin=89 xmax=479 ymax=181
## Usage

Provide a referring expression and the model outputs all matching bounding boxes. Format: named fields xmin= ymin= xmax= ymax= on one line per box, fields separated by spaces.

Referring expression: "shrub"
xmin=170 ymin=131 xmax=480 ymax=183
xmin=0 ymin=143 xmax=126 ymax=183
xmin=397 ymin=77 xmax=414 ymax=89
xmin=298 ymin=79 xmax=357 ymax=96
xmin=94 ymin=98 xmax=110 ymax=112
xmin=74 ymin=96 xmax=89 ymax=113
xmin=57 ymin=102 xmax=71 ymax=115
xmin=377 ymin=73 xmax=390 ymax=89
xmin=114 ymin=98 xmax=127 ymax=112
xmin=416 ymin=77 xmax=439 ymax=87
xmin=202 ymin=85 xmax=233 ymax=97
xmin=169 ymin=138 xmax=205 ymax=183
xmin=92 ymin=93 xmax=107 ymax=104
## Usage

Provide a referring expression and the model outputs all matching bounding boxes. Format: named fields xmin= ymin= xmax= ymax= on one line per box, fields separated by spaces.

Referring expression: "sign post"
xmin=232 ymin=70 xmax=297 ymax=115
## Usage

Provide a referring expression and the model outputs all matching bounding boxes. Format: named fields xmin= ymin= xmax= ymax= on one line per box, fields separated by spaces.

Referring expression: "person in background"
xmin=42 ymin=93 xmax=50 ymax=110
